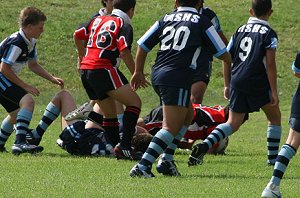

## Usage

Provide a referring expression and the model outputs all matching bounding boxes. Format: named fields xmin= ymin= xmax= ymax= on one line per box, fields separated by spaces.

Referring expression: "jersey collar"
xmin=19 ymin=28 xmax=36 ymax=51
xmin=177 ymin=6 xmax=198 ymax=13
xmin=247 ymin=17 xmax=270 ymax=27
xmin=111 ymin=9 xmax=131 ymax=25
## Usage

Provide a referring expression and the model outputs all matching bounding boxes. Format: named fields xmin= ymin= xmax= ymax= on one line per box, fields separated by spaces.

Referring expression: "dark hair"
xmin=19 ymin=7 xmax=47 ymax=28
xmin=177 ymin=0 xmax=199 ymax=7
xmin=113 ymin=0 xmax=136 ymax=13
xmin=131 ymin=133 xmax=152 ymax=153
xmin=101 ymin=0 xmax=106 ymax=7
xmin=252 ymin=0 xmax=272 ymax=17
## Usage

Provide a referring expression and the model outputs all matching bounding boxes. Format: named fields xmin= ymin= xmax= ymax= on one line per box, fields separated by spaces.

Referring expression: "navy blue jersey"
xmin=291 ymin=50 xmax=300 ymax=118
xmin=138 ymin=7 xmax=227 ymax=88
xmin=0 ymin=29 xmax=37 ymax=74
xmin=227 ymin=17 xmax=278 ymax=94
xmin=199 ymin=7 xmax=223 ymax=62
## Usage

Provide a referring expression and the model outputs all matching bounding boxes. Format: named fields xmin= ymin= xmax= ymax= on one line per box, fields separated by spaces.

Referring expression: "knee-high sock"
xmin=270 ymin=144 xmax=296 ymax=186
xmin=203 ymin=123 xmax=233 ymax=151
xmin=33 ymin=102 xmax=60 ymax=138
xmin=267 ymin=125 xmax=282 ymax=165
xmin=15 ymin=108 xmax=32 ymax=144
xmin=102 ymin=118 xmax=120 ymax=147
xmin=138 ymin=129 xmax=174 ymax=171
xmin=121 ymin=106 xmax=140 ymax=148
xmin=0 ymin=117 xmax=14 ymax=146
xmin=161 ymin=125 xmax=188 ymax=161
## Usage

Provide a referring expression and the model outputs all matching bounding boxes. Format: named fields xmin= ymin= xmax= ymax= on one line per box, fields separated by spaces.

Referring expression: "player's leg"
xmin=188 ymin=89 xmax=247 ymax=166
xmin=261 ymin=102 xmax=282 ymax=165
xmin=0 ymin=114 xmax=15 ymax=152
xmin=95 ymin=97 xmax=120 ymax=147
xmin=191 ymin=81 xmax=207 ymax=104
xmin=157 ymin=104 xmax=193 ymax=176
xmin=262 ymin=127 xmax=299 ymax=198
xmin=108 ymin=84 xmax=141 ymax=157
xmin=130 ymin=86 xmax=189 ymax=177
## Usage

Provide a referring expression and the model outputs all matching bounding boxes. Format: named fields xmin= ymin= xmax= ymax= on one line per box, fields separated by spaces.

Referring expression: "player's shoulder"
xmin=200 ymin=6 xmax=217 ymax=19
xmin=1 ymin=31 xmax=26 ymax=49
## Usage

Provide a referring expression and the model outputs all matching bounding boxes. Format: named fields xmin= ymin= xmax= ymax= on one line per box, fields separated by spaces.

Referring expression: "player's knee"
xmin=19 ymin=94 xmax=35 ymax=109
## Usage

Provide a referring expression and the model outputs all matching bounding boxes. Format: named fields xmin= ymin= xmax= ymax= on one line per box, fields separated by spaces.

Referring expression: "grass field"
xmin=0 ymin=0 xmax=300 ymax=197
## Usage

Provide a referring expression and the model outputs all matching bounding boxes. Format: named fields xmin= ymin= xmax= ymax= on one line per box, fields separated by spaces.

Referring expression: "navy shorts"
xmin=0 ymin=85 xmax=27 ymax=113
xmin=153 ymin=85 xmax=191 ymax=107
xmin=229 ymin=88 xmax=271 ymax=113
xmin=192 ymin=61 xmax=212 ymax=85
xmin=290 ymin=83 xmax=300 ymax=118
xmin=289 ymin=118 xmax=300 ymax=132
xmin=80 ymin=68 xmax=128 ymax=100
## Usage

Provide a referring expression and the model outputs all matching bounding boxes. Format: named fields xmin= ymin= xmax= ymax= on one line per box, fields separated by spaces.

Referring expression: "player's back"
xmin=228 ymin=17 xmax=278 ymax=94
xmin=138 ymin=7 xmax=225 ymax=88
xmin=79 ymin=15 xmax=127 ymax=69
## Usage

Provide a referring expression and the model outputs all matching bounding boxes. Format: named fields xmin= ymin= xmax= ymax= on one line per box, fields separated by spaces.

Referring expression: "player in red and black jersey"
xmin=74 ymin=0 xmax=144 ymax=160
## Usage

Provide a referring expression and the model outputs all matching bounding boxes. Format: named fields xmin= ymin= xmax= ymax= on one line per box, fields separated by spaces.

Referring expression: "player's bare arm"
xmin=130 ymin=46 xmax=150 ymax=91
xmin=0 ymin=62 xmax=40 ymax=96
xmin=266 ymin=48 xmax=279 ymax=106
xmin=28 ymin=60 xmax=64 ymax=89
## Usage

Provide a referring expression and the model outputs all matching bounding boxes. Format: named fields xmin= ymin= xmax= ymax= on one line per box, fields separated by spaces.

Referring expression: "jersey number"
xmin=87 ymin=18 xmax=117 ymax=50
xmin=161 ymin=26 xmax=190 ymax=51
xmin=239 ymin=37 xmax=253 ymax=61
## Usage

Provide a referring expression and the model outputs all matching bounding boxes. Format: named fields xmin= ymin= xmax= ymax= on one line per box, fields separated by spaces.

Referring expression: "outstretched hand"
xmin=130 ymin=72 xmax=151 ymax=91
xmin=52 ymin=77 xmax=64 ymax=89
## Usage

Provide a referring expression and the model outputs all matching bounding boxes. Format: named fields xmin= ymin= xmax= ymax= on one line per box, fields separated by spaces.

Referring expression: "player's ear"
xmin=249 ymin=8 xmax=255 ymax=16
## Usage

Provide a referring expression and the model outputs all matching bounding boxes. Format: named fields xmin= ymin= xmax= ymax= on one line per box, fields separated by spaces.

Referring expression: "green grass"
xmin=0 ymin=0 xmax=300 ymax=197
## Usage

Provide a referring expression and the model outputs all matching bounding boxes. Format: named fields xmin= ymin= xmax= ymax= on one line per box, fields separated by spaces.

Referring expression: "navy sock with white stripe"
xmin=267 ymin=125 xmax=282 ymax=165
xmin=32 ymin=102 xmax=60 ymax=139
xmin=203 ymin=123 xmax=233 ymax=150
xmin=0 ymin=117 xmax=14 ymax=146
xmin=161 ymin=125 xmax=188 ymax=161
xmin=15 ymin=108 xmax=32 ymax=144
xmin=270 ymin=144 xmax=296 ymax=186
xmin=138 ymin=129 xmax=174 ymax=171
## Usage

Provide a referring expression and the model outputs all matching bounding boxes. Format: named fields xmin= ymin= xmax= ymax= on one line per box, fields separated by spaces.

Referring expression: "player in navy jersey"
xmin=73 ymin=0 xmax=142 ymax=160
xmin=129 ymin=0 xmax=231 ymax=178
xmin=0 ymin=7 xmax=64 ymax=154
xmin=191 ymin=0 xmax=229 ymax=104
xmin=261 ymin=50 xmax=300 ymax=198
xmin=188 ymin=0 xmax=282 ymax=167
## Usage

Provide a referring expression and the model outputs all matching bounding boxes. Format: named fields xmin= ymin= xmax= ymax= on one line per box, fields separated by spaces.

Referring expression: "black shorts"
xmin=229 ymin=88 xmax=271 ymax=113
xmin=290 ymin=83 xmax=300 ymax=118
xmin=0 ymin=85 xmax=27 ymax=113
xmin=80 ymin=68 xmax=128 ymax=100
xmin=289 ymin=118 xmax=300 ymax=132
xmin=192 ymin=61 xmax=212 ymax=85
xmin=153 ymin=85 xmax=191 ymax=107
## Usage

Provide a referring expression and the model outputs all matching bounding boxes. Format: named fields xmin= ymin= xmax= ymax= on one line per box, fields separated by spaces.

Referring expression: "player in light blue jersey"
xmin=189 ymin=0 xmax=281 ymax=168
xmin=261 ymin=50 xmax=300 ymax=198
xmin=0 ymin=7 xmax=64 ymax=154
xmin=129 ymin=0 xmax=231 ymax=178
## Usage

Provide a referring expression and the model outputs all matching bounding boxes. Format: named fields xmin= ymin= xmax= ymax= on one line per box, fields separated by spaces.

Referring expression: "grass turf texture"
xmin=0 ymin=0 xmax=300 ymax=197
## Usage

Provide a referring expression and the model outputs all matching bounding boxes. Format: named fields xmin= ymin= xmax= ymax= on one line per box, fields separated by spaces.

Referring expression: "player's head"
xmin=131 ymin=132 xmax=153 ymax=154
xmin=19 ymin=7 xmax=47 ymax=28
xmin=113 ymin=0 xmax=136 ymax=18
xmin=176 ymin=0 xmax=200 ymax=7
xmin=19 ymin=7 xmax=47 ymax=39
xmin=251 ymin=0 xmax=273 ymax=17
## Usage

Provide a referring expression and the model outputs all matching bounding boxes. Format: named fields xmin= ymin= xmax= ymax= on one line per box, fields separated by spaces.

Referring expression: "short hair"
xmin=19 ymin=7 xmax=47 ymax=28
xmin=252 ymin=0 xmax=272 ymax=17
xmin=113 ymin=0 xmax=136 ymax=13
xmin=131 ymin=133 xmax=153 ymax=154
xmin=177 ymin=0 xmax=199 ymax=7
xmin=101 ymin=0 xmax=106 ymax=7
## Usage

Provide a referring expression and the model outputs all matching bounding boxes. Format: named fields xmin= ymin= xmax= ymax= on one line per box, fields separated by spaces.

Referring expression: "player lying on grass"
xmin=65 ymin=102 xmax=249 ymax=155
xmin=26 ymin=89 xmax=150 ymax=157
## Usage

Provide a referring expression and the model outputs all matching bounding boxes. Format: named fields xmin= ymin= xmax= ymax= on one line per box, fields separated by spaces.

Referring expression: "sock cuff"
xmin=46 ymin=102 xmax=61 ymax=116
